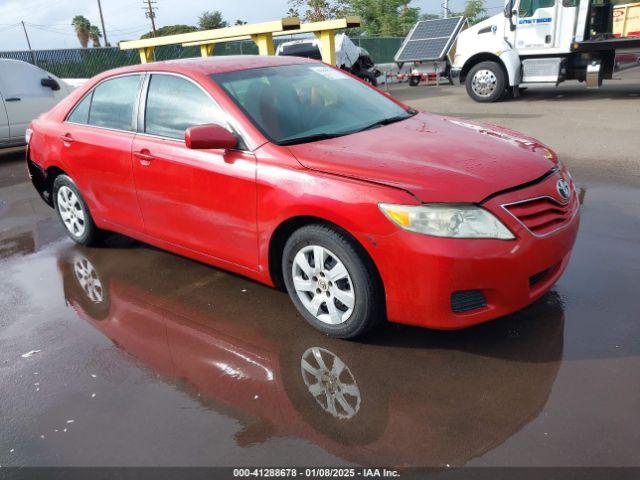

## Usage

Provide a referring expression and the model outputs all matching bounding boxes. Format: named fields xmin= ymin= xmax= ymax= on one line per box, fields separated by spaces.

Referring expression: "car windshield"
xmin=211 ymin=63 xmax=414 ymax=145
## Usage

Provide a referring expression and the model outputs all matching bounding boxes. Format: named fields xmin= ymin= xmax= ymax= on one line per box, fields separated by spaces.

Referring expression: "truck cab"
xmin=451 ymin=0 xmax=640 ymax=101
xmin=0 ymin=59 xmax=72 ymax=147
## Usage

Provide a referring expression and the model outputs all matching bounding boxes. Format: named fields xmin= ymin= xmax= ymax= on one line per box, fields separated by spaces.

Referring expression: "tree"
xmin=89 ymin=25 xmax=102 ymax=48
xmin=345 ymin=0 xmax=419 ymax=36
xmin=461 ymin=0 xmax=488 ymax=24
xmin=287 ymin=0 xmax=346 ymax=22
xmin=198 ymin=10 xmax=228 ymax=30
xmin=140 ymin=24 xmax=198 ymax=39
xmin=286 ymin=7 xmax=300 ymax=17
xmin=71 ymin=15 xmax=91 ymax=48
xmin=234 ymin=19 xmax=248 ymax=25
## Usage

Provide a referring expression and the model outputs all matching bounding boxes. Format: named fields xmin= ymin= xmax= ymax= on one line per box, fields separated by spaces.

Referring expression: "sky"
xmin=0 ymin=0 xmax=505 ymax=51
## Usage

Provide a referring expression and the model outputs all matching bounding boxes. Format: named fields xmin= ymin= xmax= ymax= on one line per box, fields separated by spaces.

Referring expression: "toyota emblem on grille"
xmin=556 ymin=178 xmax=570 ymax=200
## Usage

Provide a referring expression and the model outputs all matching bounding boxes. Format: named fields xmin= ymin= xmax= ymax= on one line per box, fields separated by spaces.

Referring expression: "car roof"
xmin=103 ymin=54 xmax=314 ymax=77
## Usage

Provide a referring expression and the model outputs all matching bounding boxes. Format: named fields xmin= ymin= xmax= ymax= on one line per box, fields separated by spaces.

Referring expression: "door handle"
xmin=60 ymin=133 xmax=75 ymax=144
xmin=5 ymin=97 xmax=21 ymax=102
xmin=134 ymin=150 xmax=155 ymax=165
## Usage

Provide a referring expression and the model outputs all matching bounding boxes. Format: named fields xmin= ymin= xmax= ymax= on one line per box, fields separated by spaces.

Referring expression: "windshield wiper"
xmin=357 ymin=111 xmax=416 ymax=133
xmin=278 ymin=132 xmax=349 ymax=146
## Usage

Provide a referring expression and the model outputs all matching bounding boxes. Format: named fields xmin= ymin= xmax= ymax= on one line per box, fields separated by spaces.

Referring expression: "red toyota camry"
xmin=26 ymin=55 xmax=579 ymax=338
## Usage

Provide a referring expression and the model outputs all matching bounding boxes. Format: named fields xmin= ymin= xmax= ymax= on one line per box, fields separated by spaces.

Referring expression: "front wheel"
xmin=409 ymin=75 xmax=420 ymax=87
xmin=282 ymin=225 xmax=384 ymax=339
xmin=465 ymin=61 xmax=507 ymax=102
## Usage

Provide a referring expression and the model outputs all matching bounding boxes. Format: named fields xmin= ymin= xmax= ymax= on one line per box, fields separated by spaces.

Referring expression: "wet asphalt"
xmin=1 ymin=73 xmax=639 ymax=468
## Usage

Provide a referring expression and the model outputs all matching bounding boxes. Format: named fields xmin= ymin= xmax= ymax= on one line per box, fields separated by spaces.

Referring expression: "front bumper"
xmin=371 ymin=174 xmax=580 ymax=329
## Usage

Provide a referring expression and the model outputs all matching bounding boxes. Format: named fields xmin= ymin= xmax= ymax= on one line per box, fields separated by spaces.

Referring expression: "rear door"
xmin=132 ymin=73 xmax=258 ymax=268
xmin=61 ymin=74 xmax=145 ymax=233
xmin=0 ymin=60 xmax=61 ymax=141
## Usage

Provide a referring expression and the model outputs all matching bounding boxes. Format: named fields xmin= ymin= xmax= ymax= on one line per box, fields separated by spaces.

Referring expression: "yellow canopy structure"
xmin=119 ymin=16 xmax=361 ymax=66
xmin=183 ymin=17 xmax=361 ymax=65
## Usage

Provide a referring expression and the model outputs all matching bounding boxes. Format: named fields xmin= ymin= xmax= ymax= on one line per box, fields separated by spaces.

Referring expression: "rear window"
xmin=87 ymin=75 xmax=141 ymax=131
xmin=67 ymin=93 xmax=92 ymax=124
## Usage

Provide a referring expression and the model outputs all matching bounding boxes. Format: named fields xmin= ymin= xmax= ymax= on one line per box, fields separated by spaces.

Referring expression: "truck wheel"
xmin=466 ymin=61 xmax=506 ymax=102
xmin=409 ymin=76 xmax=420 ymax=87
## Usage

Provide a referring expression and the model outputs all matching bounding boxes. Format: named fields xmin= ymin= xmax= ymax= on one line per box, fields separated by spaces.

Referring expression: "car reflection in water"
xmin=57 ymin=241 xmax=564 ymax=466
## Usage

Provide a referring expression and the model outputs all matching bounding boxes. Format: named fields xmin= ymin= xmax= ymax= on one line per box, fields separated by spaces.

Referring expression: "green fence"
xmin=0 ymin=37 xmax=403 ymax=78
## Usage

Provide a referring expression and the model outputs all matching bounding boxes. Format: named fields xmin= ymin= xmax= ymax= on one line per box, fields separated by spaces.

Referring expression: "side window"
xmin=88 ymin=75 xmax=141 ymax=131
xmin=519 ymin=0 xmax=555 ymax=17
xmin=67 ymin=93 xmax=92 ymax=124
xmin=144 ymin=74 xmax=224 ymax=140
xmin=562 ymin=0 xmax=577 ymax=6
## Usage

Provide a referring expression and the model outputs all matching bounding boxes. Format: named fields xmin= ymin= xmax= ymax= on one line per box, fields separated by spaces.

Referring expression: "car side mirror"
xmin=41 ymin=77 xmax=60 ymax=91
xmin=185 ymin=124 xmax=238 ymax=150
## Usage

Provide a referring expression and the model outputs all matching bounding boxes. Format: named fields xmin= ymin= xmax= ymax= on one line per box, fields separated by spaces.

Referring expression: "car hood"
xmin=285 ymin=112 xmax=557 ymax=203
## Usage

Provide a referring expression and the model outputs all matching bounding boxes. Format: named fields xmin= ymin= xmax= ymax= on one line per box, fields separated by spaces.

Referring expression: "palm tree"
xmin=89 ymin=25 xmax=102 ymax=47
xmin=71 ymin=15 xmax=91 ymax=48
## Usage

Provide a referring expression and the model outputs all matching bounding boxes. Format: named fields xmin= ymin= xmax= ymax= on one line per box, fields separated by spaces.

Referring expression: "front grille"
xmin=504 ymin=194 xmax=577 ymax=236
xmin=451 ymin=290 xmax=487 ymax=313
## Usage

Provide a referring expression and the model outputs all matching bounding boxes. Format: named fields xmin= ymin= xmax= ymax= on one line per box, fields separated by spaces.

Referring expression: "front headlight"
xmin=379 ymin=203 xmax=514 ymax=239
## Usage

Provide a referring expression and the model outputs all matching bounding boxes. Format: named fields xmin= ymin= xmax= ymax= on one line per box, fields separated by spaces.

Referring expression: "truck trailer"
xmin=450 ymin=0 xmax=640 ymax=101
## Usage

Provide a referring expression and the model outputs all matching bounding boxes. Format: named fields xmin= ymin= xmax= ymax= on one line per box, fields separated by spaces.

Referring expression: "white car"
xmin=1 ymin=59 xmax=72 ymax=147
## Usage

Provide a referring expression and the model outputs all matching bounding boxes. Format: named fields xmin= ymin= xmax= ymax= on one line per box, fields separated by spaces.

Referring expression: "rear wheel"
xmin=53 ymin=175 xmax=103 ymax=246
xmin=466 ymin=61 xmax=506 ymax=102
xmin=282 ymin=224 xmax=384 ymax=339
xmin=409 ymin=75 xmax=420 ymax=87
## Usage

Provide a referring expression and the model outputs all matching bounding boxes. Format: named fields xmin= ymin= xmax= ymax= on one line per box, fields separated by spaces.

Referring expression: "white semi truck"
xmin=450 ymin=0 xmax=640 ymax=101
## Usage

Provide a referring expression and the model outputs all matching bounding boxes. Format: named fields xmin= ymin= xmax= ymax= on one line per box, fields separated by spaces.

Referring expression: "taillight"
xmin=25 ymin=128 xmax=33 ymax=145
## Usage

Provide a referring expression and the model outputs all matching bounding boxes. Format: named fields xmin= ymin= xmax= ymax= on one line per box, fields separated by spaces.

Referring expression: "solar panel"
xmin=395 ymin=17 xmax=466 ymax=63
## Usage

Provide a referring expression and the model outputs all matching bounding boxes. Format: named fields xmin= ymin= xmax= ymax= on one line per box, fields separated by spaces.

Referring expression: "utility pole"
xmin=21 ymin=21 xmax=38 ymax=66
xmin=143 ymin=0 xmax=157 ymax=37
xmin=97 ymin=0 xmax=109 ymax=46
xmin=443 ymin=0 xmax=449 ymax=18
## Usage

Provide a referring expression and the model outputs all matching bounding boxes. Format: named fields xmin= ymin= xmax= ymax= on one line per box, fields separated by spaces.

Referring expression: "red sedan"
xmin=26 ymin=55 xmax=579 ymax=338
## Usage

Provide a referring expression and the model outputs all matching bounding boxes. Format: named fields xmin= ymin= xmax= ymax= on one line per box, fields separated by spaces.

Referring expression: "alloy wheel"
xmin=471 ymin=69 xmax=497 ymax=97
xmin=57 ymin=186 xmax=86 ymax=238
xmin=291 ymin=245 xmax=355 ymax=325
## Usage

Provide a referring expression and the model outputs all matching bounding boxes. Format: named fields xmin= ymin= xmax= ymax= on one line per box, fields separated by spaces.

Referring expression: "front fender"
xmin=497 ymin=49 xmax=522 ymax=86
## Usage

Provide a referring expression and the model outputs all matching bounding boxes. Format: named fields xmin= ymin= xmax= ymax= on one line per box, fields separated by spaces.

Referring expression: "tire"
xmin=465 ymin=61 xmax=507 ymax=102
xmin=409 ymin=76 xmax=420 ymax=87
xmin=53 ymin=174 xmax=103 ymax=246
xmin=282 ymin=224 xmax=384 ymax=339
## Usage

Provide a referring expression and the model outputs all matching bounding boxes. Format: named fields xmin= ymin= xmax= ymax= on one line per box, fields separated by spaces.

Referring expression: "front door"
xmin=0 ymin=61 xmax=61 ymax=141
xmin=513 ymin=0 xmax=560 ymax=54
xmin=60 ymin=74 xmax=145 ymax=233
xmin=132 ymin=73 xmax=258 ymax=269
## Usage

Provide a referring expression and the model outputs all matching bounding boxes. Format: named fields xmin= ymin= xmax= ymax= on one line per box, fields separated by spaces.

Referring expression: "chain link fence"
xmin=0 ymin=37 xmax=403 ymax=78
